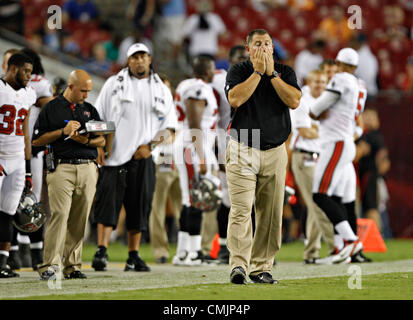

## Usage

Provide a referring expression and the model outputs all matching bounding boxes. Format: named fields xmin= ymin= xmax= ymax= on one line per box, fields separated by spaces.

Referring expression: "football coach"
xmin=225 ymin=29 xmax=301 ymax=284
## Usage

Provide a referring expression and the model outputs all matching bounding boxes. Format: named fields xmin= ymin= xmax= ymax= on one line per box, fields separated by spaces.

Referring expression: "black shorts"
xmin=93 ymin=157 xmax=156 ymax=231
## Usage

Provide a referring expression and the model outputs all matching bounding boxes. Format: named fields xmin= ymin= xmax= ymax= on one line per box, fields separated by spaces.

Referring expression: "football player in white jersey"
xmin=172 ymin=55 xmax=220 ymax=266
xmin=289 ymin=69 xmax=336 ymax=263
xmin=0 ymin=52 xmax=36 ymax=278
xmin=310 ymin=48 xmax=364 ymax=263
xmin=210 ymin=45 xmax=248 ymax=264
xmin=19 ymin=48 xmax=53 ymax=269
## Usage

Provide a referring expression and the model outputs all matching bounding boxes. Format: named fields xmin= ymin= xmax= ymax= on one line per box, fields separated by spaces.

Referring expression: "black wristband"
xmin=25 ymin=159 xmax=31 ymax=174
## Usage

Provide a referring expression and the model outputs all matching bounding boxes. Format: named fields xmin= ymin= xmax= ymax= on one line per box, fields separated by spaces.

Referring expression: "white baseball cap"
xmin=127 ymin=43 xmax=151 ymax=58
xmin=336 ymin=47 xmax=359 ymax=66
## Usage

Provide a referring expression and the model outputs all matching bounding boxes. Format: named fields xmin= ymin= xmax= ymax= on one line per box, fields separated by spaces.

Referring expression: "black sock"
xmin=129 ymin=250 xmax=139 ymax=259
xmin=344 ymin=201 xmax=357 ymax=234
xmin=96 ymin=245 xmax=107 ymax=257
xmin=313 ymin=193 xmax=346 ymax=226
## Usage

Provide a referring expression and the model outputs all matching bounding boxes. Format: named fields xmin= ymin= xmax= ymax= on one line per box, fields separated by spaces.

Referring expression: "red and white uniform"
xmin=27 ymin=74 xmax=53 ymax=201
xmin=174 ymin=78 xmax=219 ymax=207
xmin=333 ymin=78 xmax=368 ymax=203
xmin=311 ymin=72 xmax=360 ymax=196
xmin=0 ymin=79 xmax=36 ymax=215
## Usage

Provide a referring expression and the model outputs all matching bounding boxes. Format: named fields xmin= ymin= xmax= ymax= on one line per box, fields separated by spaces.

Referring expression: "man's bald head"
xmin=68 ymin=69 xmax=92 ymax=86
xmin=64 ymin=69 xmax=93 ymax=104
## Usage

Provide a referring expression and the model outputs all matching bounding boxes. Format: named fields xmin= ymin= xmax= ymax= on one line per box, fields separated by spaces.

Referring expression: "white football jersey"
xmin=289 ymin=91 xmax=321 ymax=153
xmin=0 ymin=79 xmax=36 ymax=159
xmin=174 ymin=78 xmax=218 ymax=146
xmin=317 ymin=72 xmax=360 ymax=143
xmin=27 ymin=74 xmax=53 ymax=141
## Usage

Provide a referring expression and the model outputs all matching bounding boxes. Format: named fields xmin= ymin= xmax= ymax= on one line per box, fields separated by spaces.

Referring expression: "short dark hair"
xmin=192 ymin=55 xmax=214 ymax=77
xmin=3 ymin=48 xmax=19 ymax=57
xmin=7 ymin=52 xmax=33 ymax=69
xmin=246 ymin=29 xmax=270 ymax=45
xmin=229 ymin=45 xmax=246 ymax=59
xmin=319 ymin=59 xmax=337 ymax=69
xmin=20 ymin=47 xmax=44 ymax=75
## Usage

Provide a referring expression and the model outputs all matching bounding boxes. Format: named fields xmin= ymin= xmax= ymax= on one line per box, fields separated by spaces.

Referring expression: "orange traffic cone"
xmin=209 ymin=233 xmax=220 ymax=259
xmin=357 ymin=218 xmax=387 ymax=252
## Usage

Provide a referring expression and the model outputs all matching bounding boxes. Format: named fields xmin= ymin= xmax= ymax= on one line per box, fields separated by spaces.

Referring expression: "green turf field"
xmin=1 ymin=239 xmax=412 ymax=300
xmin=81 ymin=238 xmax=413 ymax=263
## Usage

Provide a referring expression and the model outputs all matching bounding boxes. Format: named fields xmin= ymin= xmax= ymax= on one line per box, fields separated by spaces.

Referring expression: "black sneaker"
xmin=217 ymin=245 xmax=229 ymax=264
xmin=351 ymin=251 xmax=372 ymax=263
xmin=203 ymin=254 xmax=219 ymax=265
xmin=92 ymin=253 xmax=108 ymax=271
xmin=124 ymin=255 xmax=151 ymax=272
xmin=65 ymin=270 xmax=87 ymax=279
xmin=39 ymin=270 xmax=56 ymax=281
xmin=156 ymin=256 xmax=168 ymax=264
xmin=304 ymin=258 xmax=318 ymax=264
xmin=7 ymin=251 xmax=22 ymax=270
xmin=0 ymin=267 xmax=20 ymax=278
xmin=249 ymin=272 xmax=278 ymax=284
xmin=31 ymin=249 xmax=43 ymax=271
xmin=230 ymin=266 xmax=247 ymax=285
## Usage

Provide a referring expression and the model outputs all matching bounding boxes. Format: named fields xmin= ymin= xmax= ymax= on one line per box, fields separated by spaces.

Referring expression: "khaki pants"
xmin=226 ymin=139 xmax=287 ymax=275
xmin=38 ymin=163 xmax=98 ymax=276
xmin=291 ymin=151 xmax=335 ymax=259
xmin=149 ymin=166 xmax=181 ymax=259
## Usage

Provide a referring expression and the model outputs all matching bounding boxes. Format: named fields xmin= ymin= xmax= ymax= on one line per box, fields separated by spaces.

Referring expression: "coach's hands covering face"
xmin=264 ymin=50 xmax=275 ymax=76
xmin=251 ymin=47 xmax=266 ymax=74
xmin=134 ymin=144 xmax=151 ymax=160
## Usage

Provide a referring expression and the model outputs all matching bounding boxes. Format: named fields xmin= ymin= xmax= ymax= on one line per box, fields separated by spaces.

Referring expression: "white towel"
xmin=149 ymin=71 xmax=169 ymax=120
xmin=110 ymin=68 xmax=134 ymax=117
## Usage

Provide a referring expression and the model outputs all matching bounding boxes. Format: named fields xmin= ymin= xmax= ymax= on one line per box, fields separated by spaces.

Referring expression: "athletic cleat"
xmin=0 ymin=266 xmax=20 ymax=278
xmin=124 ymin=255 xmax=150 ymax=272
xmin=184 ymin=250 xmax=204 ymax=266
xmin=249 ymin=272 xmax=278 ymax=284
xmin=331 ymin=240 xmax=363 ymax=264
xmin=172 ymin=251 xmax=188 ymax=266
xmin=351 ymin=251 xmax=372 ymax=263
xmin=7 ymin=251 xmax=22 ymax=270
xmin=230 ymin=266 xmax=247 ymax=285
xmin=92 ymin=253 xmax=108 ymax=271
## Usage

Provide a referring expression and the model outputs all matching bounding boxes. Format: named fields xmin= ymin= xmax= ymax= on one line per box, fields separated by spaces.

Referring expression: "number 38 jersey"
xmin=0 ymin=79 xmax=36 ymax=159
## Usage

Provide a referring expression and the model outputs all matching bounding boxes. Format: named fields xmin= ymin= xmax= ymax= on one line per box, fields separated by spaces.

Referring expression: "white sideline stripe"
xmin=2 ymin=260 xmax=413 ymax=299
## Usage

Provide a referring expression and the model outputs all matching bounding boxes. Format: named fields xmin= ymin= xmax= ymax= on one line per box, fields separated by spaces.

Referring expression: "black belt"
xmin=294 ymin=148 xmax=319 ymax=157
xmin=58 ymin=159 xmax=94 ymax=165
